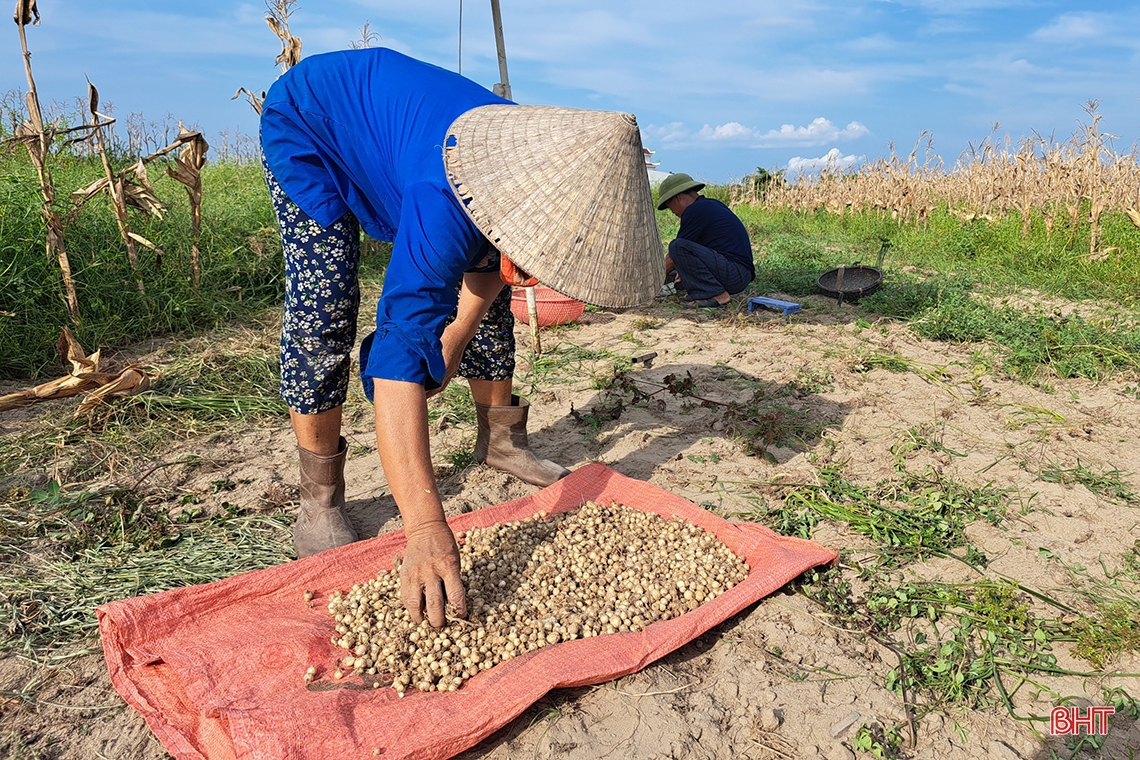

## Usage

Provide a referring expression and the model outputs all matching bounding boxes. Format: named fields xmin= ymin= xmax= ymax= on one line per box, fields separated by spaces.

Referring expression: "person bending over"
xmin=260 ymin=48 xmax=663 ymax=627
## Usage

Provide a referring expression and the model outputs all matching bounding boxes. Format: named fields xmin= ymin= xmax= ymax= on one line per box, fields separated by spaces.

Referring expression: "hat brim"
xmin=656 ymin=178 xmax=706 ymax=210
xmin=445 ymin=105 xmax=664 ymax=309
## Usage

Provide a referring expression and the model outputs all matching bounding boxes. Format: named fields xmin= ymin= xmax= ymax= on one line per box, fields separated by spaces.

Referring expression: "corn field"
xmin=735 ymin=104 xmax=1140 ymax=261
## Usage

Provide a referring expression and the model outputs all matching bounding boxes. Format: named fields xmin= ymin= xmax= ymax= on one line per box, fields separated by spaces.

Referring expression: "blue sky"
xmin=3 ymin=1 xmax=1138 ymax=183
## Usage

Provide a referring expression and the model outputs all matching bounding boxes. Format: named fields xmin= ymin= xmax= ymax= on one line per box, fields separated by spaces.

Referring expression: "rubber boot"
xmin=474 ymin=395 xmax=570 ymax=487
xmin=294 ymin=436 xmax=358 ymax=558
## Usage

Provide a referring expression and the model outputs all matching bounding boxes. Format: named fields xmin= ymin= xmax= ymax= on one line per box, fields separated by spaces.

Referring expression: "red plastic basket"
xmin=510 ymin=286 xmax=585 ymax=327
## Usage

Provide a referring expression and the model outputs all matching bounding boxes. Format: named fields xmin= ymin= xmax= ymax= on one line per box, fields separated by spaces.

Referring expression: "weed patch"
xmin=913 ymin=294 xmax=1140 ymax=382
xmin=890 ymin=423 xmax=966 ymax=470
xmin=1037 ymin=460 xmax=1138 ymax=505
xmin=428 ymin=383 xmax=476 ymax=429
xmin=0 ymin=323 xmax=287 ymax=487
xmin=1072 ymin=603 xmax=1140 ymax=670
xmin=6 ymin=481 xmax=181 ymax=555
xmin=569 ymin=362 xmax=834 ymax=460
xmin=514 ymin=341 xmax=621 ymax=396
xmin=738 ymin=461 xmax=1140 ymax=744
xmin=790 ymin=560 xmax=1128 ymax=747
xmin=1042 ymin=542 xmax=1140 ymax=669
xmin=0 ymin=492 xmax=291 ymax=653
xmin=1 ymin=157 xmax=282 ymax=380
xmin=723 ymin=398 xmax=817 ymax=461
xmin=722 ymin=463 xmax=1140 ymax=738
xmin=761 ymin=466 xmax=1005 ymax=567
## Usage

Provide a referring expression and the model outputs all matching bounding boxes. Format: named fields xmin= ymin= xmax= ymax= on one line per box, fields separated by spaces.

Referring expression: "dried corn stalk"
xmin=74 ymin=365 xmax=150 ymax=417
xmin=1077 ymin=103 xmax=1112 ymax=261
xmin=265 ymin=0 xmax=302 ymax=73
xmin=349 ymin=21 xmax=379 ymax=50
xmin=739 ymin=102 xmax=1140 ymax=250
xmin=73 ymin=81 xmax=169 ymax=293
xmin=232 ymin=87 xmax=265 ymax=116
xmin=231 ymin=1 xmax=301 ymax=115
xmin=0 ymin=328 xmax=150 ymax=415
xmin=11 ymin=0 xmax=79 ymax=321
xmin=164 ymin=125 xmax=209 ymax=288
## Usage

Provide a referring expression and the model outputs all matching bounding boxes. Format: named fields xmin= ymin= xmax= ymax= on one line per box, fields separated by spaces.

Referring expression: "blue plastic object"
xmin=747 ymin=297 xmax=801 ymax=316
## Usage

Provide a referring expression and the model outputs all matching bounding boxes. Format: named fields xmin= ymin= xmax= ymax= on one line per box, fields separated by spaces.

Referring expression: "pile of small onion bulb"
xmin=318 ymin=501 xmax=749 ymax=696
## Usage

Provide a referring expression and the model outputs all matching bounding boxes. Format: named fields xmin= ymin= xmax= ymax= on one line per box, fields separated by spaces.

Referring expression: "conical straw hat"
xmin=445 ymin=105 xmax=664 ymax=308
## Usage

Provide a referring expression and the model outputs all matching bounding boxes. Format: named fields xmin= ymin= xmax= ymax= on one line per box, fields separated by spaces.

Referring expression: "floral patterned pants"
xmin=264 ymin=160 xmax=515 ymax=415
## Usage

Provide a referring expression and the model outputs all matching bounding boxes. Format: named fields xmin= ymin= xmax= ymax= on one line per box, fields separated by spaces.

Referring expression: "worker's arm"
xmin=428 ymin=270 xmax=506 ymax=398
xmin=374 ymin=378 xmax=467 ymax=627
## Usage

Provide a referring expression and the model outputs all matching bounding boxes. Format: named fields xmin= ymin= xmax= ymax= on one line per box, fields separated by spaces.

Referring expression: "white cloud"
xmin=846 ymin=33 xmax=900 ymax=52
xmin=644 ymin=121 xmax=690 ymax=145
xmin=655 ymin=117 xmax=871 ymax=150
xmin=1030 ymin=13 xmax=1110 ymax=45
xmin=757 ymin=117 xmax=870 ymax=146
xmin=696 ymin=121 xmax=755 ymax=140
xmin=787 ymin=148 xmax=865 ymax=175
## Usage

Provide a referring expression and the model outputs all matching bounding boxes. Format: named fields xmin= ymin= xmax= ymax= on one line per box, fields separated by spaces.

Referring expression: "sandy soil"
xmin=3 ymin=290 xmax=1140 ymax=759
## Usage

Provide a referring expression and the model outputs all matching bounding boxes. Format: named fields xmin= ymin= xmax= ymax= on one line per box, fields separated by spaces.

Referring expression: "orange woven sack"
xmin=98 ymin=463 xmax=836 ymax=760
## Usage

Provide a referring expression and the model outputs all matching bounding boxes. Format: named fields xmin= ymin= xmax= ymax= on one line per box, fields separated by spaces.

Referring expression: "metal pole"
xmin=489 ymin=0 xmax=538 ymax=353
xmin=490 ymin=0 xmax=511 ymax=100
xmin=525 ymin=286 xmax=542 ymax=353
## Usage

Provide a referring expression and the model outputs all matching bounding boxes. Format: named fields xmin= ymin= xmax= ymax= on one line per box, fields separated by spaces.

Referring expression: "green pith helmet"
xmin=656 ymin=172 xmax=706 ymax=210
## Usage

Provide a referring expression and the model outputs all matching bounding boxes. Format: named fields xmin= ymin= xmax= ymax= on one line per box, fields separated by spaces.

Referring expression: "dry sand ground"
xmin=3 ymin=290 xmax=1140 ymax=759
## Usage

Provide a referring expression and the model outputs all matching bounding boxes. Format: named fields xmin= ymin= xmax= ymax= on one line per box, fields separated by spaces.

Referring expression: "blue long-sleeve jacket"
xmin=260 ymin=48 xmax=511 ymax=391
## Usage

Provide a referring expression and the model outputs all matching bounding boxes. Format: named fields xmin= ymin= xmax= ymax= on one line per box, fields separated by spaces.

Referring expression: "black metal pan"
xmin=816 ymin=265 xmax=883 ymax=304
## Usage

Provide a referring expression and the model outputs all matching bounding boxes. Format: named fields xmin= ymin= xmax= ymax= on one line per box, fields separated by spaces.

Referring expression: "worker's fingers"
xmin=422 ymin=580 xmax=447 ymax=628
xmin=442 ymin=569 xmax=468 ymax=621
xmin=401 ymin=523 xmax=464 ymax=626
xmin=400 ymin=572 xmax=425 ymax=625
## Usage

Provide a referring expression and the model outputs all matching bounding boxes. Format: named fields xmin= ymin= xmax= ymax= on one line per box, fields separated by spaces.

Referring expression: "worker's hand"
xmin=399 ymin=520 xmax=467 ymax=627
xmin=426 ymin=327 xmax=468 ymax=400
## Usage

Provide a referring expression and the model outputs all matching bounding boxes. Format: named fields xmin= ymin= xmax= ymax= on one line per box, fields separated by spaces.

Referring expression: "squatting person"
xmin=656 ymin=172 xmax=754 ymax=308
xmin=259 ymin=48 xmax=663 ymax=627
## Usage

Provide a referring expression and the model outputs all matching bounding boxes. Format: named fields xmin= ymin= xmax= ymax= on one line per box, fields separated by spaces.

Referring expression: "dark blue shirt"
xmin=260 ymin=48 xmax=511 ymax=389
xmin=677 ymin=197 xmax=754 ymax=277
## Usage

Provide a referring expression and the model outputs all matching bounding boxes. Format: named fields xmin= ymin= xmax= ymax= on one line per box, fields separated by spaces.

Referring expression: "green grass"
xmin=0 ymin=493 xmax=292 ymax=653
xmin=514 ymin=341 xmax=621 ymax=396
xmin=428 ymin=382 xmax=476 ymax=428
xmin=719 ymin=458 xmax=1140 ymax=744
xmin=1037 ymin=460 xmax=1139 ymax=505
xmin=910 ymin=293 xmax=1140 ymax=382
xmin=0 ymin=322 xmax=287 ymax=486
xmin=721 ymin=199 xmax=1140 ymax=383
xmin=756 ymin=464 xmax=1006 ymax=567
xmin=734 ymin=202 xmax=1140 ymax=304
xmin=0 ymin=153 xmax=281 ymax=379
